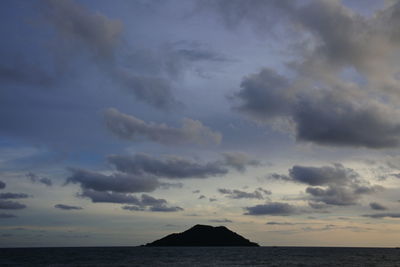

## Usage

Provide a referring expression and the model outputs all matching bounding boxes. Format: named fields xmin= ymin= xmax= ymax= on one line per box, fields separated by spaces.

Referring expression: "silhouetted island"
xmin=144 ymin=224 xmax=259 ymax=247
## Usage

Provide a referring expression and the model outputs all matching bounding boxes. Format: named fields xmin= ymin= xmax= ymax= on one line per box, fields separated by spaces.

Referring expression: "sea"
xmin=1 ymin=246 xmax=400 ymax=266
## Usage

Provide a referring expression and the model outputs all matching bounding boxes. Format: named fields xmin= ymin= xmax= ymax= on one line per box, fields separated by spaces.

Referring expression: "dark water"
xmin=1 ymin=246 xmax=400 ymax=267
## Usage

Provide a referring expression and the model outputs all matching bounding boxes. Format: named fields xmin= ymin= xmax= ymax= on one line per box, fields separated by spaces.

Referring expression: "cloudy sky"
xmin=2 ymin=0 xmax=400 ymax=247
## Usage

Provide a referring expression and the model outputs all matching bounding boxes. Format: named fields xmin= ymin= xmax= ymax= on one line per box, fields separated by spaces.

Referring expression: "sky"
xmin=2 ymin=0 xmax=400 ymax=247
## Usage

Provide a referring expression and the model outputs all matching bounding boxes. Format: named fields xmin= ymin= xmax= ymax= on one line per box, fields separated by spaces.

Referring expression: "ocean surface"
xmin=1 ymin=246 xmax=400 ymax=267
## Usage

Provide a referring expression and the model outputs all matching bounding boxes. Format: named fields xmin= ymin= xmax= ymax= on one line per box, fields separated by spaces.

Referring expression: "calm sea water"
xmin=1 ymin=246 xmax=400 ymax=267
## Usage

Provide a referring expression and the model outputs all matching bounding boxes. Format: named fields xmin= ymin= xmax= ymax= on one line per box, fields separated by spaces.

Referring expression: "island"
xmin=144 ymin=224 xmax=259 ymax=247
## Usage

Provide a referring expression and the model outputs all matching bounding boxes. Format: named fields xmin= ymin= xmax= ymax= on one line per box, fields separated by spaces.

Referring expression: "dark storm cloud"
xmin=104 ymin=108 xmax=222 ymax=145
xmin=363 ymin=213 xmax=400 ymax=219
xmin=108 ymin=153 xmax=227 ymax=179
xmin=0 ymin=200 xmax=26 ymax=210
xmin=0 ymin=193 xmax=29 ymax=199
xmin=369 ymin=202 xmax=387 ymax=211
xmin=221 ymin=152 xmax=261 ymax=172
xmin=0 ymin=181 xmax=5 ymax=189
xmin=218 ymin=188 xmax=265 ymax=199
xmin=26 ymin=173 xmax=52 ymax=187
xmin=66 ymin=168 xmax=159 ymax=193
xmin=244 ymin=202 xmax=298 ymax=216
xmin=0 ymin=213 xmax=17 ymax=219
xmin=54 ymin=204 xmax=83 ymax=210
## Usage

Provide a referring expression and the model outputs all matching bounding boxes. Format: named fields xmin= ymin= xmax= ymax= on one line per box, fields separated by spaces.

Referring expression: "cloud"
xmin=235 ymin=68 xmax=400 ymax=149
xmin=257 ymin=187 xmax=272 ymax=195
xmin=287 ymin=164 xmax=359 ymax=186
xmin=204 ymin=0 xmax=400 ymax=149
xmin=363 ymin=213 xmax=400 ymax=219
xmin=113 ymin=41 xmax=232 ymax=108
xmin=120 ymin=194 xmax=183 ymax=212
xmin=0 ymin=181 xmax=5 ymax=189
xmin=218 ymin=188 xmax=264 ymax=199
xmin=0 ymin=200 xmax=26 ymax=210
xmin=244 ymin=202 xmax=298 ymax=216
xmin=177 ymin=48 xmax=227 ymax=62
xmin=369 ymin=202 xmax=387 ymax=211
xmin=198 ymin=195 xmax=206 ymax=200
xmin=54 ymin=204 xmax=83 ymax=210
xmin=235 ymin=68 xmax=294 ymax=121
xmin=306 ymin=186 xmax=359 ymax=206
xmin=80 ymin=189 xmax=181 ymax=212
xmin=208 ymin=218 xmax=233 ymax=223
xmin=108 ymin=153 xmax=227 ymax=179
xmin=79 ymin=189 xmax=141 ymax=204
xmin=159 ymin=182 xmax=183 ymax=189
xmin=40 ymin=0 xmax=179 ymax=109
xmin=26 ymin=172 xmax=52 ymax=186
xmin=123 ymin=41 xmax=231 ymax=80
xmin=66 ymin=168 xmax=159 ymax=193
xmin=41 ymin=0 xmax=122 ymax=62
xmin=122 ymin=205 xmax=144 ymax=211
xmin=140 ymin=194 xmax=167 ymax=206
xmin=198 ymin=0 xmax=293 ymax=31
xmin=207 ymin=0 xmax=400 ymax=92
xmin=113 ymin=71 xmax=179 ymax=110
xmin=149 ymin=205 xmax=183 ymax=212
xmin=266 ymin=221 xmax=296 ymax=225
xmin=104 ymin=108 xmax=222 ymax=145
xmin=307 ymin=201 xmax=330 ymax=210
xmin=267 ymin=173 xmax=291 ymax=182
xmin=270 ymin=164 xmax=384 ymax=207
xmin=0 ymin=193 xmax=29 ymax=199
xmin=221 ymin=152 xmax=261 ymax=172
xmin=306 ymin=184 xmax=383 ymax=207
xmin=0 ymin=213 xmax=17 ymax=219
xmin=0 ymin=63 xmax=54 ymax=88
